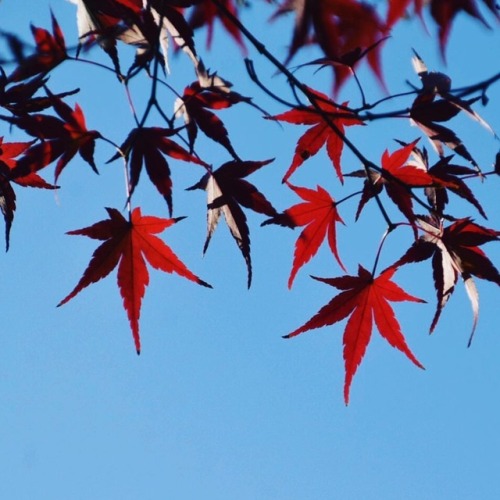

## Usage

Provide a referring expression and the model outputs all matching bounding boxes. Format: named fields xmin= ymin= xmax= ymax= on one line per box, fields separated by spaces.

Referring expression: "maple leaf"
xmin=352 ymin=140 xmax=433 ymax=226
xmin=285 ymin=265 xmax=424 ymax=404
xmin=0 ymin=137 xmax=57 ymax=250
xmin=428 ymin=0 xmax=499 ymax=58
xmin=391 ymin=216 xmax=500 ymax=344
xmin=8 ymin=13 xmax=67 ymax=82
xmin=0 ymin=72 xmax=78 ymax=115
xmin=108 ymin=127 xmax=208 ymax=216
xmin=175 ymin=81 xmax=258 ymax=160
xmin=10 ymin=94 xmax=100 ymax=182
xmin=272 ymin=0 xmax=388 ymax=92
xmin=410 ymin=52 xmax=494 ymax=170
xmin=189 ymin=0 xmax=246 ymax=53
xmin=385 ymin=1 xmax=499 ymax=58
xmin=262 ymin=183 xmax=345 ymax=288
xmin=70 ymin=0 xmax=202 ymax=78
xmin=268 ymin=88 xmax=363 ymax=183
xmin=58 ymin=206 xmax=211 ymax=354
xmin=495 ymin=151 xmax=500 ymax=176
xmin=70 ymin=0 xmax=146 ymax=76
xmin=188 ymin=159 xmax=278 ymax=288
xmin=405 ymin=143 xmax=487 ymax=218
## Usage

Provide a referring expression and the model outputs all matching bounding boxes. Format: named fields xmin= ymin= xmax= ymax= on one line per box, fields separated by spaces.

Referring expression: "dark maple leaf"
xmin=58 ymin=206 xmax=211 ymax=354
xmin=188 ymin=159 xmax=278 ymax=287
xmin=70 ymin=0 xmax=145 ymax=76
xmin=267 ymin=88 xmax=363 ymax=183
xmin=272 ymin=0 xmax=388 ymax=92
xmin=10 ymin=94 xmax=100 ymax=182
xmin=410 ymin=53 xmax=494 ymax=170
xmin=0 ymin=72 xmax=78 ymax=115
xmin=0 ymin=137 xmax=58 ymax=250
xmin=108 ymin=127 xmax=208 ymax=216
xmin=263 ymin=182 xmax=345 ymax=288
xmin=390 ymin=216 xmax=500 ymax=344
xmin=189 ymin=0 xmax=246 ymax=53
xmin=352 ymin=140 xmax=433 ymax=226
xmin=70 ymin=0 xmax=202 ymax=77
xmin=175 ymin=81 xmax=259 ymax=159
xmin=8 ymin=13 xmax=67 ymax=82
xmin=285 ymin=265 xmax=424 ymax=404
xmin=404 ymin=143 xmax=487 ymax=218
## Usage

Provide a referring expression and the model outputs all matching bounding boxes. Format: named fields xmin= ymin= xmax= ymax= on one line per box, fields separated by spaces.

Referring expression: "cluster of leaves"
xmin=0 ymin=0 xmax=498 ymax=403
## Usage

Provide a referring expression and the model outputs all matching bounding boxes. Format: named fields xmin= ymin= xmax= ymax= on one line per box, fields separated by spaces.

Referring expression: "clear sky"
xmin=0 ymin=2 xmax=499 ymax=499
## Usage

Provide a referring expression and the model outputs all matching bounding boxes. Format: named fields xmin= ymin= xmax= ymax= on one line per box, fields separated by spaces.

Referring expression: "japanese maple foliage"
xmin=286 ymin=266 xmax=425 ymax=404
xmin=10 ymin=93 xmax=100 ymax=182
xmin=0 ymin=0 xmax=498 ymax=402
xmin=58 ymin=207 xmax=211 ymax=354
xmin=188 ymin=158 xmax=278 ymax=287
xmin=0 ymin=137 xmax=57 ymax=250
xmin=352 ymin=140 xmax=433 ymax=227
xmin=108 ymin=127 xmax=208 ymax=216
xmin=268 ymin=88 xmax=363 ymax=183
xmin=263 ymin=182 xmax=345 ymax=288
xmin=8 ymin=12 xmax=67 ymax=82
xmin=390 ymin=216 xmax=500 ymax=344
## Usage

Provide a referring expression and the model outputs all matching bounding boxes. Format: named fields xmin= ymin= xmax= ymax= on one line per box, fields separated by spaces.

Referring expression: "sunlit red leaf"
xmin=353 ymin=140 xmax=432 ymax=226
xmin=263 ymin=183 xmax=345 ymax=288
xmin=189 ymin=0 xmax=246 ymax=53
xmin=58 ymin=206 xmax=211 ymax=354
xmin=406 ymin=144 xmax=486 ymax=218
xmin=272 ymin=0 xmax=388 ymax=92
xmin=268 ymin=88 xmax=363 ymax=183
xmin=285 ymin=265 xmax=424 ymax=404
xmin=429 ymin=0 xmax=498 ymax=58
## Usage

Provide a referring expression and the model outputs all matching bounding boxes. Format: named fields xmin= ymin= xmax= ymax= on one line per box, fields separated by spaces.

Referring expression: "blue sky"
xmin=0 ymin=2 xmax=499 ymax=499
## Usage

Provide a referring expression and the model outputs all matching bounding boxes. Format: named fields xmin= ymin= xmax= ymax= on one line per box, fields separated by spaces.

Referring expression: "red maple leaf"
xmin=188 ymin=159 xmax=278 ymax=287
xmin=429 ymin=0 xmax=499 ymax=58
xmin=0 ymin=137 xmax=57 ymax=250
xmin=58 ymin=206 xmax=211 ymax=354
xmin=285 ymin=265 xmax=425 ymax=404
xmin=385 ymin=1 xmax=498 ymax=58
xmin=268 ymin=88 xmax=363 ymax=183
xmin=8 ymin=13 xmax=67 ymax=82
xmin=391 ymin=216 xmax=500 ymax=344
xmin=263 ymin=183 xmax=345 ymax=288
xmin=10 ymin=94 xmax=100 ymax=182
xmin=353 ymin=140 xmax=432 ymax=226
xmin=108 ymin=127 xmax=208 ymax=216
xmin=189 ymin=0 xmax=246 ymax=53
xmin=175 ymin=81 xmax=258 ymax=160
xmin=272 ymin=0 xmax=388 ymax=92
xmin=405 ymin=144 xmax=487 ymax=218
